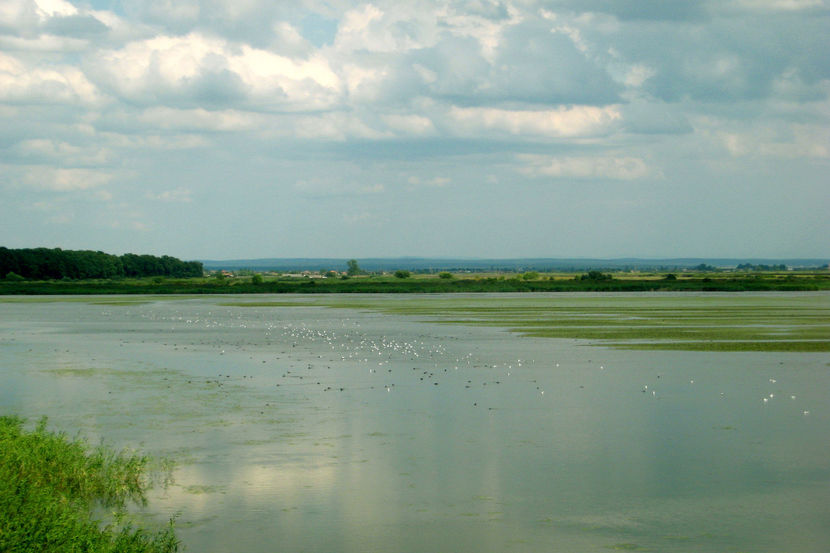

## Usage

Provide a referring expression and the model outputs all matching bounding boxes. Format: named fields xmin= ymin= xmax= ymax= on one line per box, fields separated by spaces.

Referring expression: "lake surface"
xmin=1 ymin=293 xmax=829 ymax=552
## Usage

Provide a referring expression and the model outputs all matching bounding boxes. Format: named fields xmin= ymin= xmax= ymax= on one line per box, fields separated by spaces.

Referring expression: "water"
xmin=1 ymin=294 xmax=828 ymax=552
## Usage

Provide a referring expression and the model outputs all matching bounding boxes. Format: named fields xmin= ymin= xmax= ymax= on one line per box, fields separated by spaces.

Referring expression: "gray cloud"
xmin=487 ymin=19 xmax=621 ymax=105
xmin=600 ymin=12 xmax=830 ymax=103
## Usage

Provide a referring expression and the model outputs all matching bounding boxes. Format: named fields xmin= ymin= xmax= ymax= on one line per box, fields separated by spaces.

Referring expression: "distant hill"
xmin=200 ymin=257 xmax=828 ymax=273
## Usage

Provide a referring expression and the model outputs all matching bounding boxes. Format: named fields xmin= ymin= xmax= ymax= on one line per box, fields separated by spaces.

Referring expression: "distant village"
xmin=213 ymin=269 xmax=347 ymax=279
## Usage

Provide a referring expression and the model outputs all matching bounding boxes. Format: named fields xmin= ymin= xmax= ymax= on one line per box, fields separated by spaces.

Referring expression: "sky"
xmin=1 ymin=0 xmax=828 ymax=261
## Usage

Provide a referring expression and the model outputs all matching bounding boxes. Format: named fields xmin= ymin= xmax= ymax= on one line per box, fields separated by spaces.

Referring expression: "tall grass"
xmin=0 ymin=416 xmax=178 ymax=553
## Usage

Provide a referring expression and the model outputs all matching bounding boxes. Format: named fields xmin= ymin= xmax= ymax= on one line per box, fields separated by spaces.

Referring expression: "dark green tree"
xmin=347 ymin=259 xmax=362 ymax=276
xmin=580 ymin=270 xmax=612 ymax=281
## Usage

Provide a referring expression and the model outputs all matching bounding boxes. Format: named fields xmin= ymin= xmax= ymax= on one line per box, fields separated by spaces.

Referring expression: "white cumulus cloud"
xmin=448 ymin=105 xmax=622 ymax=138
xmin=89 ymin=32 xmax=341 ymax=110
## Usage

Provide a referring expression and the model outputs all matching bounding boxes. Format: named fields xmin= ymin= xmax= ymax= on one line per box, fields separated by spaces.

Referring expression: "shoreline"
xmin=1 ymin=275 xmax=829 ymax=295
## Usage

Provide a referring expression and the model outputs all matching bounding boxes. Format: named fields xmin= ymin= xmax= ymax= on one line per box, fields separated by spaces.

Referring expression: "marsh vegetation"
xmin=0 ymin=416 xmax=177 ymax=553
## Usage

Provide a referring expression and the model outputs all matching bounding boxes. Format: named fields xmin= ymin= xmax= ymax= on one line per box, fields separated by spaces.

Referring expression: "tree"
xmin=438 ymin=272 xmax=453 ymax=279
xmin=347 ymin=259 xmax=362 ymax=276
xmin=394 ymin=270 xmax=411 ymax=279
xmin=251 ymin=274 xmax=264 ymax=285
xmin=521 ymin=271 xmax=539 ymax=281
xmin=580 ymin=270 xmax=612 ymax=281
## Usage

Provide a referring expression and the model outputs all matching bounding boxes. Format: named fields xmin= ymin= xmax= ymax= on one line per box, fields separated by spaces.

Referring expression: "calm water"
xmin=1 ymin=294 xmax=829 ymax=553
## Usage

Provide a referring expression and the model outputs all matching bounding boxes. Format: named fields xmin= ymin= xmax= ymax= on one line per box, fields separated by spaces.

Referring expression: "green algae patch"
xmin=607 ymin=544 xmax=650 ymax=551
xmin=183 ymin=485 xmax=225 ymax=495
xmin=310 ymin=294 xmax=830 ymax=353
xmin=43 ymin=367 xmax=111 ymax=377
xmin=90 ymin=301 xmax=152 ymax=306
xmin=610 ymin=340 xmax=830 ymax=352
xmin=218 ymin=301 xmax=320 ymax=308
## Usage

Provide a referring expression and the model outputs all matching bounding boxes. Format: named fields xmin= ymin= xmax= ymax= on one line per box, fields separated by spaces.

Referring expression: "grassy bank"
xmin=1 ymin=272 xmax=829 ymax=294
xmin=0 ymin=416 xmax=177 ymax=553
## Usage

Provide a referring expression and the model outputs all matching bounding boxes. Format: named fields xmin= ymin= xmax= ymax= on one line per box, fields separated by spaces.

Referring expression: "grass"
xmin=0 ymin=416 xmax=178 ymax=553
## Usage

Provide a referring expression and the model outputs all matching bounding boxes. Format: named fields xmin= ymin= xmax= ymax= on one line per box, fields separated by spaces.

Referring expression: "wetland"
xmin=1 ymin=293 xmax=829 ymax=552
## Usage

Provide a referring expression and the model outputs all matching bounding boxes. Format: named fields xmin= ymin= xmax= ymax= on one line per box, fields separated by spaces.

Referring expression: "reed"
xmin=0 ymin=416 xmax=178 ymax=553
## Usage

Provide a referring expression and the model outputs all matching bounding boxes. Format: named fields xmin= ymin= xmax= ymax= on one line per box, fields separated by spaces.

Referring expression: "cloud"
xmin=407 ymin=175 xmax=450 ymax=187
xmin=0 ymin=0 xmax=826 ymax=258
xmin=33 ymin=0 xmax=78 ymax=18
xmin=717 ymin=123 xmax=830 ymax=159
xmin=101 ymin=132 xmax=210 ymax=150
xmin=288 ymin=111 xmax=391 ymax=140
xmin=88 ymin=32 xmax=341 ymax=110
xmin=729 ymin=0 xmax=828 ymax=12
xmin=448 ymin=105 xmax=622 ymax=138
xmin=18 ymin=166 xmax=114 ymax=191
xmin=0 ymin=52 xmax=102 ymax=104
xmin=380 ymin=113 xmax=436 ymax=135
xmin=293 ymin=176 xmax=387 ymax=197
xmin=333 ymin=4 xmax=430 ymax=54
xmin=12 ymin=138 xmax=111 ymax=165
xmin=603 ymin=10 xmax=830 ymax=104
xmin=518 ymin=154 xmax=655 ymax=180
xmin=482 ymin=18 xmax=622 ymax=105
xmin=135 ymin=107 xmax=263 ymax=132
xmin=146 ymin=187 xmax=193 ymax=202
xmin=43 ymin=14 xmax=109 ymax=37
xmin=620 ymin=101 xmax=693 ymax=135
xmin=557 ymin=0 xmax=709 ymax=21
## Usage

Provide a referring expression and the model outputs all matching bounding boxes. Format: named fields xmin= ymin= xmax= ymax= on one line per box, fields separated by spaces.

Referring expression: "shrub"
xmin=438 ymin=272 xmax=453 ymax=279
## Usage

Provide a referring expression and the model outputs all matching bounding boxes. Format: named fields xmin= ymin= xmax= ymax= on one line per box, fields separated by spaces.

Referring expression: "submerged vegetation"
xmin=0 ymin=416 xmax=178 ymax=553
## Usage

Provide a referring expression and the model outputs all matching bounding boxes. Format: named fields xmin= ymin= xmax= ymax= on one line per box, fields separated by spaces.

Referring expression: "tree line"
xmin=0 ymin=247 xmax=203 ymax=280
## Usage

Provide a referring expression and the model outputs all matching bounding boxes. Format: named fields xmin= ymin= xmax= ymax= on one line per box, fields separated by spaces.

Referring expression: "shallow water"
xmin=1 ymin=293 xmax=829 ymax=552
